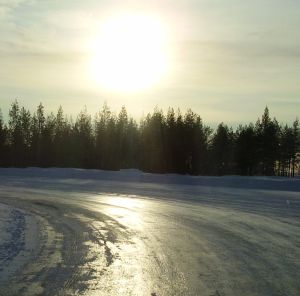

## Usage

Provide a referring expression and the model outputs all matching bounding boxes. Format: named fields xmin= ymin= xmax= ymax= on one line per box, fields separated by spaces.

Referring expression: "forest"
xmin=0 ymin=101 xmax=299 ymax=176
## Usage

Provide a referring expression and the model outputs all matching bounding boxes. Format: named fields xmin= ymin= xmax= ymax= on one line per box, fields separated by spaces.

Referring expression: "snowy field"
xmin=0 ymin=168 xmax=299 ymax=296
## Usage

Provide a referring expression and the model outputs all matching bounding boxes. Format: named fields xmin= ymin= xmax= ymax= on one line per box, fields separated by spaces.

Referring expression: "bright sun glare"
xmin=90 ymin=13 xmax=169 ymax=92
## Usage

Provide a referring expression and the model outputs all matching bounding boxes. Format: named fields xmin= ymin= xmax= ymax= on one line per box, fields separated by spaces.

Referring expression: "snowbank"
xmin=0 ymin=167 xmax=299 ymax=192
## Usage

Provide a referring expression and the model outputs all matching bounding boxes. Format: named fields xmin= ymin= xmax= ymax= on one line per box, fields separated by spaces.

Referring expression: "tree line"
xmin=0 ymin=101 xmax=299 ymax=176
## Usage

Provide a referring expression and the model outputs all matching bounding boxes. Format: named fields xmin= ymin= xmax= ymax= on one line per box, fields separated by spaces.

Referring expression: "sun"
xmin=90 ymin=13 xmax=169 ymax=92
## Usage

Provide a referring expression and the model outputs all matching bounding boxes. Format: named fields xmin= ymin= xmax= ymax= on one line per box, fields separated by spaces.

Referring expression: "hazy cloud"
xmin=0 ymin=0 xmax=299 ymax=124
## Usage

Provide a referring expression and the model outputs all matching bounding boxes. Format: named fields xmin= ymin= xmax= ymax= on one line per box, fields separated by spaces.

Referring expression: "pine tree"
xmin=236 ymin=124 xmax=257 ymax=175
xmin=94 ymin=103 xmax=119 ymax=170
xmin=40 ymin=113 xmax=56 ymax=167
xmin=256 ymin=107 xmax=280 ymax=175
xmin=8 ymin=100 xmax=24 ymax=166
xmin=210 ymin=123 xmax=235 ymax=175
xmin=140 ymin=108 xmax=166 ymax=173
xmin=53 ymin=106 xmax=70 ymax=166
xmin=0 ymin=109 xmax=8 ymax=166
xmin=165 ymin=108 xmax=177 ymax=172
xmin=73 ymin=107 xmax=94 ymax=168
xmin=0 ymin=102 xmax=299 ymax=176
xmin=117 ymin=106 xmax=129 ymax=168
xmin=292 ymin=119 xmax=299 ymax=177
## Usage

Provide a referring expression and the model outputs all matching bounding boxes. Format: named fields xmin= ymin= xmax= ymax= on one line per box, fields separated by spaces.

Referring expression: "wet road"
xmin=0 ymin=170 xmax=299 ymax=296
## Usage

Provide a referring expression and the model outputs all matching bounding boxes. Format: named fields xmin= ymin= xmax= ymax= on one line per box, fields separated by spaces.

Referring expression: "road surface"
xmin=0 ymin=168 xmax=299 ymax=296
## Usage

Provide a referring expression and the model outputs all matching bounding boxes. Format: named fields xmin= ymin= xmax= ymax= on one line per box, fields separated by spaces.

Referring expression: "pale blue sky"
xmin=0 ymin=0 xmax=299 ymax=125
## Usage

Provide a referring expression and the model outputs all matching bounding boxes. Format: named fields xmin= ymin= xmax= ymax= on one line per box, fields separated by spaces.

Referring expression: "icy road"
xmin=0 ymin=168 xmax=299 ymax=296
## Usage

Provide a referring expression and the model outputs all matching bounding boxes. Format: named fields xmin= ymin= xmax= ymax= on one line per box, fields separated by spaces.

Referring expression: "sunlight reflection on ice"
xmin=105 ymin=195 xmax=144 ymax=209
xmin=107 ymin=205 xmax=143 ymax=230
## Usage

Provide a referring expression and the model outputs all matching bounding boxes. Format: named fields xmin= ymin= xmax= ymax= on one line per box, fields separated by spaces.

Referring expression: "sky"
xmin=0 ymin=0 xmax=300 ymax=126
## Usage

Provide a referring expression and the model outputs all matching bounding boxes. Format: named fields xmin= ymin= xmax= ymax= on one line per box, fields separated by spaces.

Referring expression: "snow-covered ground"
xmin=0 ymin=168 xmax=299 ymax=296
